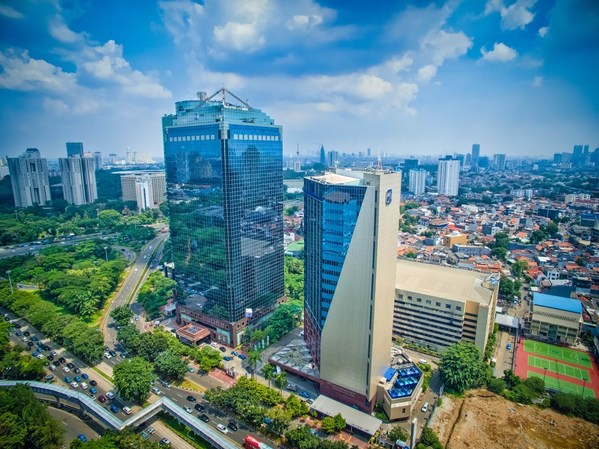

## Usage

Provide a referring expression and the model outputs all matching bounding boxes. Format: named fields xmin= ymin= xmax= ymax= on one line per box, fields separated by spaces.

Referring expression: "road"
xmin=0 ymin=233 xmax=116 ymax=259
xmin=101 ymin=233 xmax=168 ymax=346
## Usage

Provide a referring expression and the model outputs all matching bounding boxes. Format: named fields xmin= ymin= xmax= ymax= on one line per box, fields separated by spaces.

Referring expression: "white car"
xmin=71 ymin=382 xmax=79 ymax=389
xmin=62 ymin=366 xmax=70 ymax=373
xmin=123 ymin=406 xmax=132 ymax=415
xmin=184 ymin=406 xmax=192 ymax=414
xmin=104 ymin=352 xmax=112 ymax=359
xmin=80 ymin=382 xmax=88 ymax=390
xmin=217 ymin=424 xmax=229 ymax=434
xmin=147 ymin=427 xmax=155 ymax=435
xmin=36 ymin=354 xmax=44 ymax=360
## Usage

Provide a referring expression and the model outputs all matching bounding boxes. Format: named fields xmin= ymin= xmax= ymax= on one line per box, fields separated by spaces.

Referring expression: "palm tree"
xmin=261 ymin=363 xmax=276 ymax=388
xmin=274 ymin=371 xmax=287 ymax=392
xmin=247 ymin=350 xmax=262 ymax=378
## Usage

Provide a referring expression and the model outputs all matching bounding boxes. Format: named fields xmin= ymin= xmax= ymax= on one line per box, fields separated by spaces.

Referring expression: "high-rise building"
xmin=319 ymin=145 xmax=326 ymax=166
xmin=327 ymin=150 xmax=339 ymax=167
xmin=471 ymin=143 xmax=480 ymax=168
xmin=304 ymin=169 xmax=401 ymax=411
xmin=120 ymin=171 xmax=166 ymax=208
xmin=403 ymin=158 xmax=418 ymax=172
xmin=108 ymin=153 xmax=117 ymax=165
xmin=60 ymin=157 xmax=97 ymax=205
xmin=493 ymin=153 xmax=506 ymax=171
xmin=408 ymin=169 xmax=427 ymax=195
xmin=437 ymin=158 xmax=460 ymax=196
xmin=164 ymin=89 xmax=284 ymax=346
xmin=94 ymin=152 xmax=102 ymax=169
xmin=126 ymin=148 xmax=133 ymax=164
xmin=66 ymin=142 xmax=84 ymax=158
xmin=135 ymin=175 xmax=155 ymax=211
xmin=7 ymin=148 xmax=51 ymax=207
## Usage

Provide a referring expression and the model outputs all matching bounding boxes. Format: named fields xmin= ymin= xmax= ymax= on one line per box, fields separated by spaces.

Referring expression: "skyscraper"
xmin=437 ymin=157 xmax=460 ymax=196
xmin=7 ymin=148 xmax=51 ymax=207
xmin=94 ymin=152 xmax=102 ymax=169
xmin=408 ymin=169 xmax=427 ymax=195
xmin=59 ymin=143 xmax=97 ymax=205
xmin=319 ymin=145 xmax=326 ymax=166
xmin=304 ymin=169 xmax=401 ymax=411
xmin=163 ymin=89 xmax=284 ymax=346
xmin=471 ymin=143 xmax=480 ymax=169
xmin=493 ymin=153 xmax=506 ymax=171
xmin=66 ymin=142 xmax=84 ymax=158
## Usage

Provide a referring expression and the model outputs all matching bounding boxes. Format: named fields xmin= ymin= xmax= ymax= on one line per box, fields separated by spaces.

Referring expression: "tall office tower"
xmin=403 ymin=158 xmax=418 ymax=171
xmin=7 ymin=148 xmax=51 ymax=207
xmin=319 ymin=145 xmax=326 ymax=166
xmin=455 ymin=153 xmax=465 ymax=167
xmin=437 ymin=158 xmax=460 ymax=196
xmin=163 ymin=89 xmax=284 ymax=346
xmin=478 ymin=156 xmax=490 ymax=169
xmin=553 ymin=153 xmax=562 ymax=164
xmin=493 ymin=153 xmax=506 ymax=171
xmin=59 ymin=155 xmax=97 ymax=205
xmin=66 ymin=142 xmax=84 ymax=158
xmin=409 ymin=169 xmax=427 ymax=195
xmin=367 ymin=147 xmax=371 ymax=157
xmin=94 ymin=152 xmax=102 ymax=169
xmin=304 ymin=170 xmax=401 ymax=411
xmin=327 ymin=150 xmax=339 ymax=167
xmin=126 ymin=148 xmax=133 ymax=164
xmin=108 ymin=153 xmax=117 ymax=164
xmin=471 ymin=143 xmax=480 ymax=168
xmin=465 ymin=153 xmax=471 ymax=166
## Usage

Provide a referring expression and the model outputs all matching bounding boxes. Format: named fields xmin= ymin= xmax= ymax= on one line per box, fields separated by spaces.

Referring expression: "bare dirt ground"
xmin=430 ymin=389 xmax=599 ymax=449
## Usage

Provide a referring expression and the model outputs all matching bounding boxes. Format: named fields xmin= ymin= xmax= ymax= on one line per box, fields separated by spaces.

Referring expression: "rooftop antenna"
xmin=221 ymin=87 xmax=226 ymax=105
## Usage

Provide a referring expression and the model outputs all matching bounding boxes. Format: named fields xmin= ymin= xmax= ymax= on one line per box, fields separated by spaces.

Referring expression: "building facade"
xmin=93 ymin=152 xmax=102 ymax=169
xmin=408 ymin=169 xmax=426 ymax=195
xmin=393 ymin=260 xmax=499 ymax=353
xmin=59 ymin=156 xmax=97 ymax=205
xmin=120 ymin=171 xmax=166 ymax=209
xmin=66 ymin=142 xmax=84 ymax=158
xmin=437 ymin=158 xmax=460 ymax=196
xmin=471 ymin=143 xmax=480 ymax=168
xmin=163 ymin=89 xmax=284 ymax=346
xmin=7 ymin=148 xmax=51 ymax=207
xmin=493 ymin=153 xmax=506 ymax=171
xmin=529 ymin=293 xmax=581 ymax=344
xmin=304 ymin=170 xmax=401 ymax=412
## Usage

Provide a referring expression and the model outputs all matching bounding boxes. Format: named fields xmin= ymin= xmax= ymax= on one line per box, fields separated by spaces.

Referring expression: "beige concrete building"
xmin=529 ymin=293 xmax=581 ymax=344
xmin=443 ymin=231 xmax=468 ymax=248
xmin=393 ymin=260 xmax=499 ymax=353
xmin=120 ymin=171 xmax=166 ymax=210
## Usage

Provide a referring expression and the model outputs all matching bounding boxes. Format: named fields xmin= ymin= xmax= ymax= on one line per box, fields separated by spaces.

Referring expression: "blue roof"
xmin=384 ymin=368 xmax=395 ymax=382
xmin=533 ymin=293 xmax=582 ymax=314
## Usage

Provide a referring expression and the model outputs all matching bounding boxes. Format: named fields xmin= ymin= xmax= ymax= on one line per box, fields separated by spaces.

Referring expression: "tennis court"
xmin=528 ymin=371 xmax=595 ymax=397
xmin=524 ymin=340 xmax=592 ymax=368
xmin=528 ymin=355 xmax=591 ymax=381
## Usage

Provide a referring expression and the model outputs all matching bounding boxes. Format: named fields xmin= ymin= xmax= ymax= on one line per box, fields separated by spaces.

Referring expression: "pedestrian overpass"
xmin=0 ymin=380 xmax=239 ymax=449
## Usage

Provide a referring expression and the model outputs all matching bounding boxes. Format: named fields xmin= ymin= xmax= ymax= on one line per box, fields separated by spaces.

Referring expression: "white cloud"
xmin=480 ymin=42 xmax=518 ymax=62
xmin=42 ymin=97 xmax=69 ymax=114
xmin=420 ymin=29 xmax=473 ymax=66
xmin=485 ymin=0 xmax=537 ymax=30
xmin=49 ymin=16 xmax=85 ymax=44
xmin=0 ymin=49 xmax=76 ymax=92
xmin=538 ymin=26 xmax=549 ymax=37
xmin=532 ymin=76 xmax=543 ymax=87
xmin=417 ymin=65 xmax=438 ymax=83
xmin=0 ymin=4 xmax=23 ymax=19
xmin=213 ymin=22 xmax=265 ymax=52
xmin=385 ymin=55 xmax=414 ymax=74
xmin=286 ymin=14 xmax=323 ymax=30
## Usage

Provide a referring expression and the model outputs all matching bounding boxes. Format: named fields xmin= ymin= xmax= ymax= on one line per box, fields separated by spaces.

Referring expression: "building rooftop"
xmin=308 ymin=173 xmax=361 ymax=186
xmin=310 ymin=395 xmax=382 ymax=436
xmin=533 ymin=293 xmax=582 ymax=314
xmin=396 ymin=259 xmax=496 ymax=305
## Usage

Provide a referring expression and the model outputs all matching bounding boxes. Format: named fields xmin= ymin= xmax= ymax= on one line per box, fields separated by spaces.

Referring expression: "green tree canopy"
xmin=153 ymin=350 xmax=188 ymax=380
xmin=113 ymin=357 xmax=155 ymax=403
xmin=439 ymin=342 xmax=486 ymax=393
xmin=110 ymin=306 xmax=134 ymax=327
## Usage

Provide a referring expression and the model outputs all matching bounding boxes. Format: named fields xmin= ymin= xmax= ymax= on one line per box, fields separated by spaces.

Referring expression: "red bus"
xmin=244 ymin=435 xmax=273 ymax=449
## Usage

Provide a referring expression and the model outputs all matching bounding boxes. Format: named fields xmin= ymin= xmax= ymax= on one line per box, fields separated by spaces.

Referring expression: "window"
xmin=436 ymin=302 xmax=441 ymax=307
xmin=456 ymin=306 xmax=462 ymax=311
xmin=446 ymin=304 xmax=451 ymax=309
xmin=426 ymin=300 xmax=431 ymax=305
xmin=408 ymin=296 xmax=413 ymax=300
xmin=417 ymin=298 xmax=422 ymax=302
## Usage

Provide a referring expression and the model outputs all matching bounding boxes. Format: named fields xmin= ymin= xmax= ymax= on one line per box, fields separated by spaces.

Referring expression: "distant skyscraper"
xmin=108 ymin=153 xmax=117 ymax=164
xmin=493 ymin=154 xmax=506 ymax=171
xmin=319 ymin=145 xmax=326 ymax=166
xmin=163 ymin=89 xmax=284 ymax=346
xmin=403 ymin=158 xmax=418 ymax=171
xmin=304 ymin=169 xmax=401 ymax=411
xmin=7 ymin=148 xmax=51 ymax=207
xmin=437 ymin=158 xmax=460 ymax=196
xmin=471 ymin=143 xmax=480 ymax=168
xmin=327 ymin=150 xmax=339 ymax=167
xmin=66 ymin=142 xmax=84 ymax=158
xmin=409 ymin=169 xmax=427 ymax=195
xmin=59 ymin=149 xmax=97 ymax=205
xmin=94 ymin=152 xmax=102 ymax=169
xmin=478 ymin=156 xmax=490 ymax=169
xmin=126 ymin=148 xmax=133 ymax=164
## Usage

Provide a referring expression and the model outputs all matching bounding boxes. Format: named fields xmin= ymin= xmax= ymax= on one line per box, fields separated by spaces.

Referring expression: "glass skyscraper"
xmin=163 ymin=89 xmax=284 ymax=345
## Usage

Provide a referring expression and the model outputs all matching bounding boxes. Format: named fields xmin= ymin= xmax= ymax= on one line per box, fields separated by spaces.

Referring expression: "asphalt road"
xmin=0 ymin=233 xmax=116 ymax=259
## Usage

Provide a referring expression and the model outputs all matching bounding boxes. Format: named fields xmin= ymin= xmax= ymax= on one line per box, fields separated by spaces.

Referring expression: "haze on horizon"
xmin=0 ymin=0 xmax=598 ymax=160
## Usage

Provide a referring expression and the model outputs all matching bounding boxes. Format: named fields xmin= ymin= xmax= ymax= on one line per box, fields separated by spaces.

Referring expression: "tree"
xmin=247 ymin=350 xmax=262 ymax=378
xmin=321 ymin=416 xmax=338 ymax=434
xmin=503 ymin=370 xmax=520 ymax=390
xmin=510 ymin=260 xmax=528 ymax=279
xmin=110 ymin=306 xmax=134 ymax=327
xmin=113 ymin=357 xmax=155 ymax=403
xmin=136 ymin=332 xmax=169 ymax=362
xmin=153 ymin=350 xmax=188 ymax=380
xmin=499 ymin=277 xmax=516 ymax=299
xmin=274 ymin=371 xmax=287 ymax=392
xmin=265 ymin=406 xmax=292 ymax=435
xmin=388 ymin=426 xmax=409 ymax=443
xmin=285 ymin=394 xmax=309 ymax=418
xmin=488 ymin=377 xmax=506 ymax=394
xmin=416 ymin=427 xmax=442 ymax=449
xmin=439 ymin=342 xmax=486 ymax=393
xmin=262 ymin=363 xmax=276 ymax=388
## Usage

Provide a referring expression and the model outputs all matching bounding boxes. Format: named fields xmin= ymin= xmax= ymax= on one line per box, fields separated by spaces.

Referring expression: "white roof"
xmin=310 ymin=395 xmax=382 ymax=436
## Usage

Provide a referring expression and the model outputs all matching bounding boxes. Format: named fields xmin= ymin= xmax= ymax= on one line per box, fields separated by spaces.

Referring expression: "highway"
xmin=0 ymin=233 xmax=117 ymax=259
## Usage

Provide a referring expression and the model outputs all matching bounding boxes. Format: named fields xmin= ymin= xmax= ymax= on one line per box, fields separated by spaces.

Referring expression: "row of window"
xmin=399 ymin=294 xmax=463 ymax=311
xmin=232 ymin=134 xmax=279 ymax=141
xmin=169 ymin=135 xmax=216 ymax=142
xmin=533 ymin=311 xmax=580 ymax=323
xmin=396 ymin=300 xmax=464 ymax=319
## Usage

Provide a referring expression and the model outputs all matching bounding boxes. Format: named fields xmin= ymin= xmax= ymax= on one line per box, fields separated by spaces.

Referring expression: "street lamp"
xmin=104 ymin=246 xmax=108 ymax=262
xmin=6 ymin=270 xmax=13 ymax=294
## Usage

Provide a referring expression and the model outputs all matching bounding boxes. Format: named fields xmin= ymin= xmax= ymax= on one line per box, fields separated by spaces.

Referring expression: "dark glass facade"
xmin=163 ymin=91 xmax=284 ymax=341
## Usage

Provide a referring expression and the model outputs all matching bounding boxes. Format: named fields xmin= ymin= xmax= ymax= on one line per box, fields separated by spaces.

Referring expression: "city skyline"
xmin=0 ymin=0 xmax=598 ymax=159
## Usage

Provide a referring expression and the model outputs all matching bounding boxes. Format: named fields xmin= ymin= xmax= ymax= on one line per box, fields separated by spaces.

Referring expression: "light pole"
xmin=104 ymin=246 xmax=108 ymax=262
xmin=6 ymin=270 xmax=13 ymax=294
xmin=543 ymin=367 xmax=547 ymax=383
xmin=582 ymin=379 xmax=586 ymax=399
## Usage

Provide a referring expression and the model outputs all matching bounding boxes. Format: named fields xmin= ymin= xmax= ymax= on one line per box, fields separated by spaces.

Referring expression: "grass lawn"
xmin=524 ymin=340 xmax=592 ymax=368
xmin=528 ymin=371 xmax=595 ymax=398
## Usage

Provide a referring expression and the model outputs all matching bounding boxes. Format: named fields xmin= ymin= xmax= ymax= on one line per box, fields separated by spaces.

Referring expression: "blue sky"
xmin=0 ymin=0 xmax=597 ymax=160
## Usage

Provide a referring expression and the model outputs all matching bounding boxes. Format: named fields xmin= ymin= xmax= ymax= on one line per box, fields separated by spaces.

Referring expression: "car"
xmin=110 ymin=404 xmax=120 ymax=413
xmin=32 ymin=351 xmax=39 ymax=358
xmin=109 ymin=350 xmax=117 ymax=357
xmin=71 ymin=382 xmax=79 ymax=389
xmin=199 ymin=414 xmax=209 ymax=422
xmin=90 ymin=380 xmax=97 ymax=386
xmin=421 ymin=402 xmax=429 ymax=413
xmin=64 ymin=376 xmax=72 ymax=383
xmin=49 ymin=364 xmax=57 ymax=371
xmin=52 ymin=361 xmax=60 ymax=367
xmin=147 ymin=427 xmax=156 ymax=435
xmin=246 ymin=366 xmax=254 ymax=374
xmin=104 ymin=352 xmax=112 ymax=359
xmin=27 ymin=341 xmax=34 ymax=347
xmin=43 ymin=345 xmax=51 ymax=351
xmin=219 ymin=346 xmax=226 ymax=352
xmin=184 ymin=406 xmax=193 ymax=414
xmin=81 ymin=373 xmax=89 ymax=379
xmin=45 ymin=374 xmax=55 ymax=383
xmin=80 ymin=382 xmax=88 ymax=390
xmin=217 ymin=424 xmax=229 ymax=434
xmin=74 ymin=376 xmax=82 ymax=382
xmin=506 ymin=343 xmax=512 ymax=350
xmin=106 ymin=391 xmax=116 ymax=400
xmin=186 ymin=395 xmax=196 ymax=403
xmin=159 ymin=438 xmax=171 ymax=446
xmin=299 ymin=390 xmax=310 ymax=399
xmin=188 ymin=366 xmax=194 ymax=372
xmin=21 ymin=337 xmax=28 ymax=342
xmin=62 ymin=366 xmax=70 ymax=373
xmin=30 ymin=336 xmax=38 ymax=341
xmin=15 ymin=331 xmax=22 ymax=337
xmin=121 ymin=353 xmax=128 ymax=358
xmin=89 ymin=395 xmax=96 ymax=401
xmin=47 ymin=355 xmax=54 ymax=361
xmin=98 ymin=395 xmax=107 ymax=403
xmin=151 ymin=386 xmax=162 ymax=395
xmin=231 ymin=350 xmax=238 ymax=356
xmin=13 ymin=323 xmax=21 ymax=329
xmin=123 ymin=406 xmax=132 ymax=415
xmin=134 ymin=316 xmax=139 ymax=321
xmin=160 ymin=379 xmax=171 ymax=388
xmin=227 ymin=421 xmax=238 ymax=431
xmin=58 ymin=357 xmax=66 ymax=363
xmin=194 ymin=403 xmax=205 ymax=412
xmin=73 ymin=367 xmax=81 ymax=374
xmin=51 ymin=350 xmax=57 ymax=356
xmin=223 ymin=356 xmax=233 ymax=361
xmin=89 ymin=387 xmax=97 ymax=394
xmin=78 ymin=434 xmax=88 ymax=443
xmin=36 ymin=354 xmax=44 ymax=359
xmin=67 ymin=362 xmax=75 ymax=369
xmin=23 ymin=331 xmax=30 ymax=336
xmin=140 ymin=431 xmax=149 ymax=440
xmin=238 ymin=353 xmax=246 ymax=360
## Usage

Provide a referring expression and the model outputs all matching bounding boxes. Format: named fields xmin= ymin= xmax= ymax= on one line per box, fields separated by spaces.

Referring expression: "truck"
xmin=244 ymin=435 xmax=273 ymax=449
